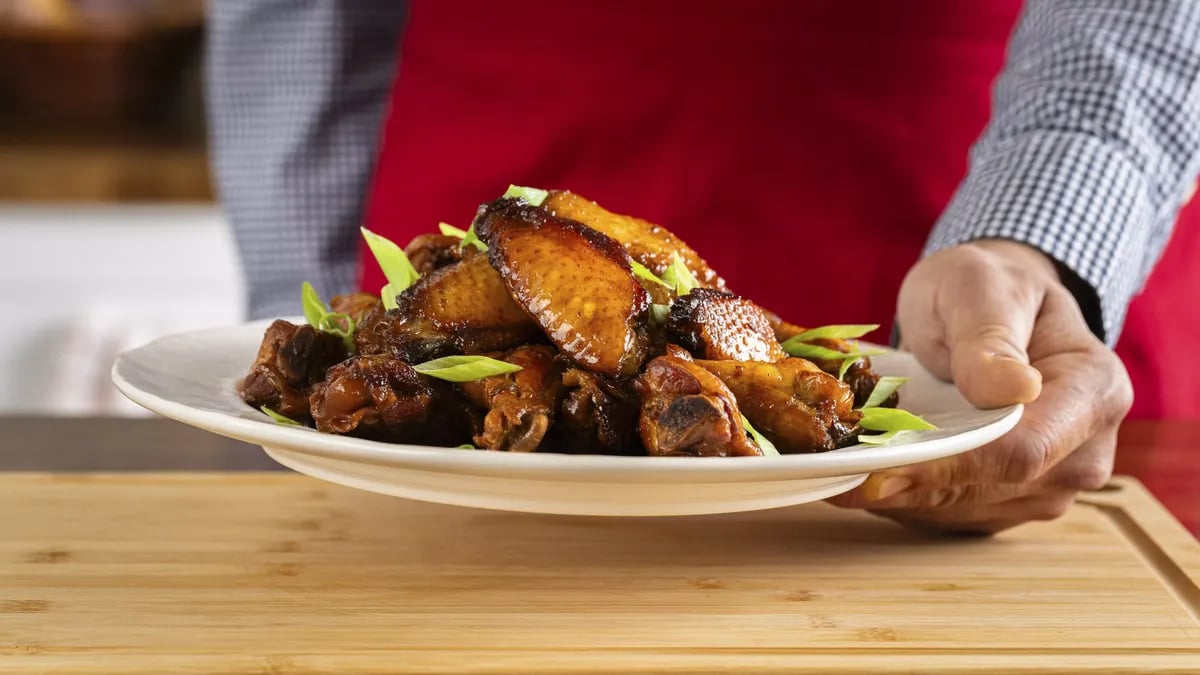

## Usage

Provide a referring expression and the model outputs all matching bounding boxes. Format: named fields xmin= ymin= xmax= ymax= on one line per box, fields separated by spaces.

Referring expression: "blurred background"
xmin=0 ymin=0 xmax=242 ymax=416
xmin=1 ymin=0 xmax=1194 ymax=423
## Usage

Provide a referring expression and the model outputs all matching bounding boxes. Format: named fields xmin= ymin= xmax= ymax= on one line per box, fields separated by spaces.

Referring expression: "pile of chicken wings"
xmin=241 ymin=191 xmax=894 ymax=456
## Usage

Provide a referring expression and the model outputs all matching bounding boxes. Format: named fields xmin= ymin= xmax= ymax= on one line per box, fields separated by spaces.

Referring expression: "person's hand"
xmin=829 ymin=239 xmax=1133 ymax=534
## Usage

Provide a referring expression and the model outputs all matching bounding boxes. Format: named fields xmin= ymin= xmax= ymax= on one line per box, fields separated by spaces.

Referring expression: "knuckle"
xmin=1000 ymin=437 xmax=1053 ymax=484
xmin=913 ymin=484 xmax=988 ymax=510
xmin=1062 ymin=459 xmax=1114 ymax=492
xmin=1106 ymin=358 xmax=1135 ymax=422
xmin=933 ymin=247 xmax=1007 ymax=296
xmin=943 ymin=243 xmax=995 ymax=273
xmin=1080 ymin=347 xmax=1133 ymax=427
xmin=902 ymin=488 xmax=958 ymax=510
xmin=927 ymin=487 xmax=964 ymax=509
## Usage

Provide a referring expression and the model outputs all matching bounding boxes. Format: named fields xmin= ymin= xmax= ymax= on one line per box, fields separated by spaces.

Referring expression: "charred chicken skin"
xmin=309 ymin=354 xmax=475 ymax=445
xmin=475 ymin=198 xmax=651 ymax=378
xmin=355 ymin=251 xmax=540 ymax=362
xmin=404 ymin=233 xmax=464 ymax=275
xmin=636 ymin=347 xmax=762 ymax=457
xmin=667 ymin=288 xmax=787 ymax=362
xmin=240 ymin=320 xmax=347 ymax=421
xmin=555 ymin=368 xmax=641 ymax=455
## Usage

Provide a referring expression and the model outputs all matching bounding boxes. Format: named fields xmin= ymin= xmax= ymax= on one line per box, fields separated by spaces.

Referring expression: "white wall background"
xmin=0 ymin=205 xmax=245 ymax=415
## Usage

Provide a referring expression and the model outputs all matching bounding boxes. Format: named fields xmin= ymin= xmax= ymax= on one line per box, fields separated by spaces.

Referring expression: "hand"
xmin=829 ymin=239 xmax=1133 ymax=534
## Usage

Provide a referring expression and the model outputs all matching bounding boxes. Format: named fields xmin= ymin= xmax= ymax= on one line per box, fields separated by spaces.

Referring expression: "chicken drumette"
xmin=240 ymin=320 xmax=348 ymax=421
xmin=635 ymin=347 xmax=762 ymax=457
xmin=457 ymin=344 xmax=566 ymax=452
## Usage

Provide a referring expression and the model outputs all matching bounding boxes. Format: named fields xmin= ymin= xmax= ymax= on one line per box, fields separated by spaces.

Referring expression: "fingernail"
xmin=871 ymin=475 xmax=913 ymax=501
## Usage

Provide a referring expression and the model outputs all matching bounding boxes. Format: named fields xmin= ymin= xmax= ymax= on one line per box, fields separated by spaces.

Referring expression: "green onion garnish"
xmin=661 ymin=253 xmax=699 ymax=296
xmin=300 ymin=282 xmax=355 ymax=351
xmin=502 ymin=184 xmax=549 ymax=206
xmin=862 ymin=376 xmax=909 ymax=409
xmin=858 ymin=407 xmax=936 ymax=432
xmin=741 ymin=415 xmax=780 ymax=455
xmin=412 ymin=355 xmax=523 ymax=382
xmin=361 ymin=227 xmax=420 ymax=309
xmin=261 ymin=406 xmax=303 ymax=426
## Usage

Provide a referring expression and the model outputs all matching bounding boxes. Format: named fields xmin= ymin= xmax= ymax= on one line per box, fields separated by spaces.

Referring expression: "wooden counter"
xmin=2 ymin=472 xmax=1197 ymax=673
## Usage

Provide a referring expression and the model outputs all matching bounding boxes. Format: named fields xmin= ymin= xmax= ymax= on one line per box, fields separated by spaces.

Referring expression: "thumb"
xmin=948 ymin=316 xmax=1041 ymax=409
xmin=899 ymin=242 xmax=1050 ymax=409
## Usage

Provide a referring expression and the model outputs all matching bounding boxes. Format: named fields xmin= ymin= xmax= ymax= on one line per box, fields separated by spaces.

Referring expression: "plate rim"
xmin=111 ymin=322 xmax=1023 ymax=485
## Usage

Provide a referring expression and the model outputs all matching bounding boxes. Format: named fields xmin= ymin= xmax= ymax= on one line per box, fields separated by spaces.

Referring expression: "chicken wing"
xmin=309 ymin=354 xmax=476 ymax=444
xmin=696 ymin=358 xmax=860 ymax=453
xmin=763 ymin=312 xmax=892 ymax=408
xmin=635 ymin=348 xmax=762 ymax=457
xmin=475 ymin=198 xmax=651 ymax=378
xmin=667 ymin=288 xmax=786 ymax=362
xmin=330 ymin=292 xmax=384 ymax=327
xmin=240 ymin=320 xmax=348 ymax=421
xmin=556 ymin=368 xmax=641 ymax=455
xmin=804 ymin=337 xmax=894 ymax=408
xmin=404 ymin=233 xmax=464 ymax=275
xmin=457 ymin=344 xmax=566 ymax=452
xmin=542 ymin=190 xmax=727 ymax=291
xmin=764 ymin=312 xmax=805 ymax=343
xmin=355 ymin=251 xmax=540 ymax=362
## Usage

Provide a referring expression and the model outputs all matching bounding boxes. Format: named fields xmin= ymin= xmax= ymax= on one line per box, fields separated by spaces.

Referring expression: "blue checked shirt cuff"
xmin=924 ymin=130 xmax=1157 ymax=346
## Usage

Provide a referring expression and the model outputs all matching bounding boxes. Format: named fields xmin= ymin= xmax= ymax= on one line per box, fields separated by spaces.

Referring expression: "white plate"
xmin=112 ymin=320 xmax=1021 ymax=517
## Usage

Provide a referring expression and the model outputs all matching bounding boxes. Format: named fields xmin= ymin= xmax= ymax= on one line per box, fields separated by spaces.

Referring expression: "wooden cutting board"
xmin=2 ymin=473 xmax=1197 ymax=673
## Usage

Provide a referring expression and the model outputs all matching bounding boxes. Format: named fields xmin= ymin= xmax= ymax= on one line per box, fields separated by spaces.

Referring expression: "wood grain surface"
xmin=1 ymin=473 xmax=1197 ymax=673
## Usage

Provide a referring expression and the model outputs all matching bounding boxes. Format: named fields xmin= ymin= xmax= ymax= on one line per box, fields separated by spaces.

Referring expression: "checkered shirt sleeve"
xmin=205 ymin=0 xmax=409 ymax=320
xmin=925 ymin=0 xmax=1200 ymax=344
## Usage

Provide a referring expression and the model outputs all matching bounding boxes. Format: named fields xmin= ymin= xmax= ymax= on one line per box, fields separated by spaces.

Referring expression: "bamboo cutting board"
xmin=1 ymin=473 xmax=1197 ymax=674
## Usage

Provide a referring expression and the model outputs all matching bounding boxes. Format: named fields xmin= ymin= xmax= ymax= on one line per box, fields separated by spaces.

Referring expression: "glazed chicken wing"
xmin=805 ymin=337 xmax=893 ymax=408
xmin=240 ymin=320 xmax=348 ymax=421
xmin=404 ymin=233 xmax=464 ymax=275
xmin=476 ymin=198 xmax=651 ymax=378
xmin=309 ymin=354 xmax=476 ymax=444
xmin=355 ymin=251 xmax=540 ymax=362
xmin=667 ymin=288 xmax=786 ymax=362
xmin=764 ymin=313 xmax=892 ymax=408
xmin=696 ymin=358 xmax=860 ymax=453
xmin=635 ymin=347 xmax=762 ymax=457
xmin=457 ymin=344 xmax=566 ymax=452
xmin=542 ymin=190 xmax=727 ymax=291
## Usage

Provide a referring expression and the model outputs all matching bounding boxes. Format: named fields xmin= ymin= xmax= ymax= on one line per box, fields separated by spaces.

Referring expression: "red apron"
xmin=362 ymin=0 xmax=1200 ymax=420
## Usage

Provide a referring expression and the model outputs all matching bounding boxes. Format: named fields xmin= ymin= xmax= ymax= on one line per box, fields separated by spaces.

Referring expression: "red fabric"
xmin=1115 ymin=198 xmax=1200 ymax=419
xmin=362 ymin=0 xmax=1198 ymax=419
